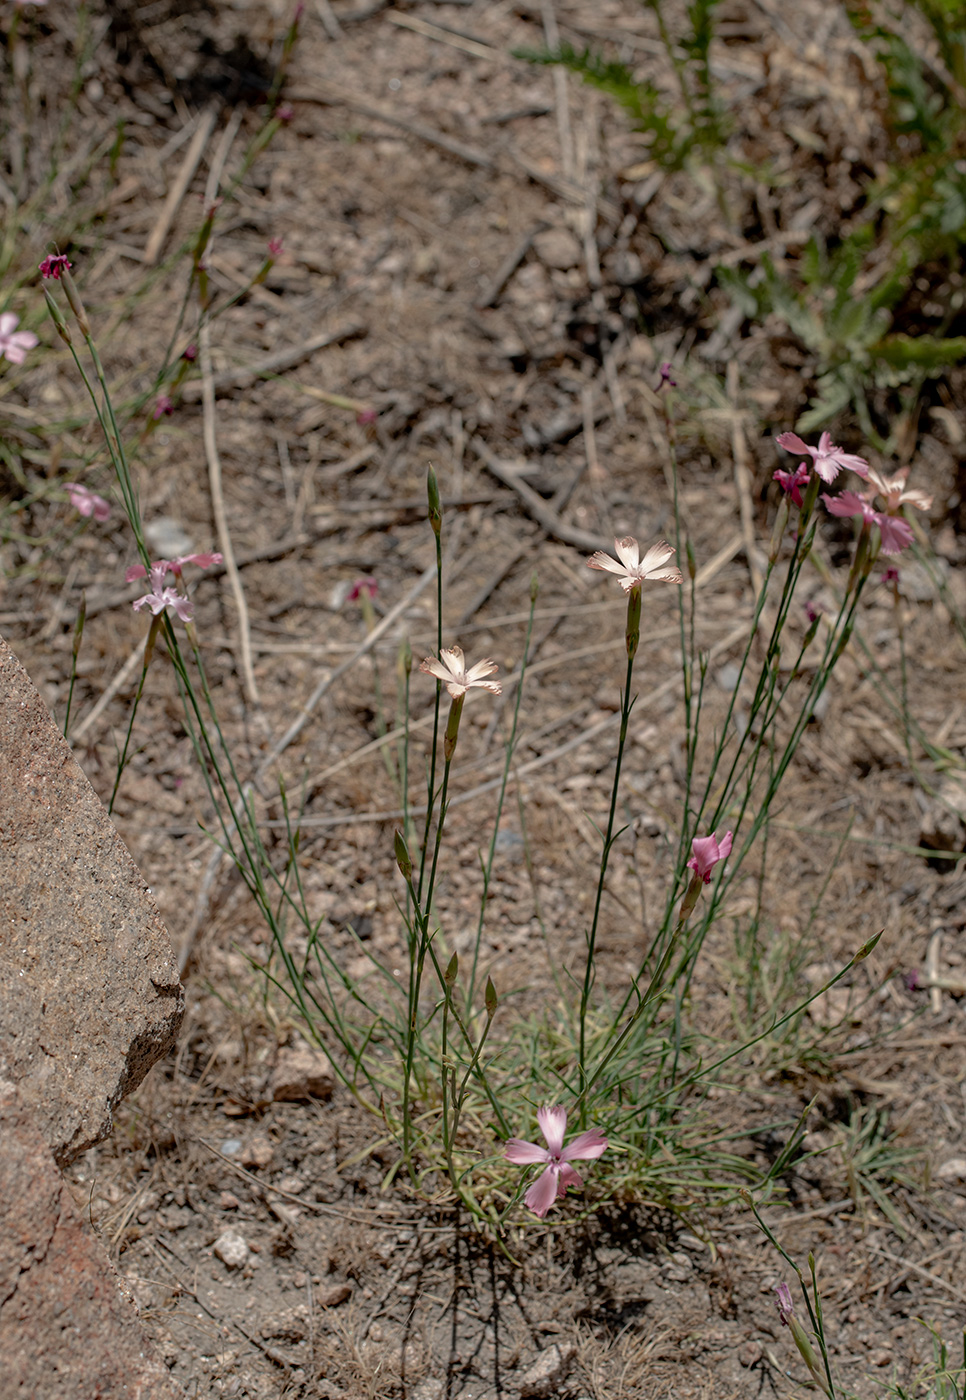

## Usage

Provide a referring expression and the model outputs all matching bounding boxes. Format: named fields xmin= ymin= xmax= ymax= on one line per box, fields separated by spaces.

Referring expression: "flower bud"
xmin=427 ymin=464 xmax=442 ymax=537
xmin=443 ymin=694 xmax=464 ymax=761
xmin=394 ymin=830 xmax=412 ymax=880
xmin=484 ymin=976 xmax=498 ymax=1016
xmin=445 ymin=952 xmax=459 ymax=987
xmin=61 ymin=268 xmax=90 ymax=337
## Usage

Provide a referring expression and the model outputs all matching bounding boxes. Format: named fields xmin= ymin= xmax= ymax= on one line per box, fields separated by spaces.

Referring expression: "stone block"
xmin=0 ymin=635 xmax=184 ymax=1166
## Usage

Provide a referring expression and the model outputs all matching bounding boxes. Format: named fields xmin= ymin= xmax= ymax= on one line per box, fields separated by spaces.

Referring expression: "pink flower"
xmin=131 ymin=562 xmax=194 ymax=622
xmin=268 ymin=237 xmax=284 ymax=258
xmin=182 ymin=343 xmax=198 ymax=362
xmin=348 ymin=576 xmax=377 ymax=601
xmin=504 ymin=1107 xmax=608 ymax=1218
xmin=587 ymin=537 xmax=684 ymax=592
xmin=804 ymin=600 xmax=821 ymax=624
xmin=776 ymin=431 xmax=869 ymax=486
xmin=420 ymin=645 xmax=501 ymax=699
xmin=67 ymin=484 xmax=110 ymax=522
xmin=276 ymin=104 xmax=294 ymax=123
xmin=687 ymin=829 xmax=733 ymax=884
xmin=775 ymin=1282 xmax=795 ymax=1327
xmin=39 ymin=254 xmax=71 ymax=279
xmin=356 ymin=407 xmax=378 ymax=426
xmin=881 ymin=564 xmax=900 ymax=585
xmin=773 ymin=463 xmax=810 ymax=507
xmin=153 ymin=394 xmax=174 ymax=420
xmin=658 ymin=361 xmax=677 ymax=388
xmin=865 ymin=466 xmax=932 ymax=514
xmin=0 ymin=312 xmax=39 ymax=365
xmin=125 ymin=552 xmax=222 ymax=584
xmin=823 ymin=492 xmax=913 ymax=555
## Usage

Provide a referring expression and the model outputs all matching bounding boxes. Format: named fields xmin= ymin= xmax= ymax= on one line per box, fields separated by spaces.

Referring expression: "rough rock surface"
xmin=0 ymin=634 xmax=184 ymax=1166
xmin=0 ymin=1080 xmax=185 ymax=1399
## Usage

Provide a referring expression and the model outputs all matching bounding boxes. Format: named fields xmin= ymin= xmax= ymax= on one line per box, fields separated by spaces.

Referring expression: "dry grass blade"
xmin=143 ymin=106 xmax=217 ymax=266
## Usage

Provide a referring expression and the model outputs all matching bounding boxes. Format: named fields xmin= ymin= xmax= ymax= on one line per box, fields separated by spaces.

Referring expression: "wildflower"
xmin=131 ymin=563 xmax=194 ymax=622
xmin=153 ymin=394 xmax=174 ymax=420
xmin=775 ymin=1282 xmax=795 ymax=1327
xmin=865 ymin=466 xmax=932 ymax=514
xmin=0 ymin=312 xmax=39 ymax=365
xmin=182 ymin=343 xmax=198 ymax=362
xmin=687 ymin=829 xmax=733 ymax=884
xmin=587 ymin=537 xmax=683 ymax=592
xmin=804 ymin=600 xmax=821 ymax=624
xmin=504 ymin=1106 xmax=608 ymax=1218
xmin=881 ymin=564 xmax=900 ymax=585
xmin=356 ymin=407 xmax=378 ymax=426
xmin=347 ymin=576 xmax=377 ymax=601
xmin=776 ymin=431 xmax=869 ymax=485
xmin=268 ymin=237 xmax=284 ymax=258
xmin=773 ymin=462 xmax=810 ymax=507
xmin=658 ymin=361 xmax=677 ymax=388
xmin=67 ymin=484 xmax=110 ymax=522
xmin=39 ymin=254 xmax=71 ymax=280
xmin=419 ymin=645 xmax=501 ymax=699
xmin=903 ymin=969 xmax=921 ymax=992
xmin=125 ymin=552 xmax=222 ymax=584
xmin=823 ymin=491 xmax=913 ymax=555
xmin=276 ymin=104 xmax=294 ymax=123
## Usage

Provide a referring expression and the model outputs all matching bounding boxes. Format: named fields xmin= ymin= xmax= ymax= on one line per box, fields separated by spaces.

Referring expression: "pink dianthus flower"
xmin=504 ymin=1107 xmax=608 ymax=1218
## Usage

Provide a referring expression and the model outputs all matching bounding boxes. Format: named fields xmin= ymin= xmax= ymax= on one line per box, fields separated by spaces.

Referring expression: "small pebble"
xmin=213 ymin=1230 xmax=250 ymax=1270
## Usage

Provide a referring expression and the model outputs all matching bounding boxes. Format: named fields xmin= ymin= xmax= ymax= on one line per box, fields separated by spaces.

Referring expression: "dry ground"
xmin=3 ymin=1 xmax=966 ymax=1396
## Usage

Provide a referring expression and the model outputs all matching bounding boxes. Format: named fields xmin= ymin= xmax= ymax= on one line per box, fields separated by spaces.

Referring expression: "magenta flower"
xmin=131 ymin=563 xmax=194 ymax=622
xmin=0 ymin=312 xmax=39 ymax=365
xmin=268 ymin=237 xmax=284 ymax=258
xmin=804 ymin=600 xmax=821 ymax=624
xmin=587 ymin=537 xmax=684 ymax=592
xmin=153 ymin=394 xmax=174 ymax=420
xmin=687 ymin=829 xmax=733 ymax=884
xmin=39 ymin=253 xmax=71 ymax=279
xmin=182 ymin=343 xmax=198 ymax=362
xmin=881 ymin=564 xmax=900 ymax=585
xmin=356 ymin=407 xmax=378 ymax=426
xmin=67 ymin=484 xmax=110 ymax=522
xmin=823 ymin=492 xmax=913 ymax=555
xmin=776 ymin=431 xmax=869 ymax=486
xmin=775 ymin=1282 xmax=795 ymax=1327
xmin=504 ymin=1107 xmax=608 ymax=1218
xmin=658 ymin=361 xmax=677 ymax=388
xmin=126 ymin=552 xmax=222 ymax=584
xmin=773 ymin=462 xmax=810 ymax=507
xmin=348 ymin=576 xmax=378 ymax=601
xmin=276 ymin=104 xmax=294 ymax=123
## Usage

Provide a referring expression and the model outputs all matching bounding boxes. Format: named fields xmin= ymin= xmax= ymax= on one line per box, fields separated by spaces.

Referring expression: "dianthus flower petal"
xmin=562 ymin=1128 xmax=609 ymax=1161
xmin=523 ymin=1166 xmax=559 ymax=1218
xmin=536 ymin=1105 xmax=568 ymax=1156
xmin=504 ymin=1137 xmax=550 ymax=1166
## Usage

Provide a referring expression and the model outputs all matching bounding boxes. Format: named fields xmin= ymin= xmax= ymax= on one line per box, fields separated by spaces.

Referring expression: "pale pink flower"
xmin=131 ymin=562 xmax=194 ymax=622
xmin=420 ymin=645 xmax=501 ymax=699
xmin=39 ymin=254 xmax=71 ymax=279
xmin=864 ymin=466 xmax=932 ymax=514
xmin=125 ymin=552 xmax=222 ymax=583
xmin=268 ymin=237 xmax=284 ymax=258
xmin=775 ymin=1282 xmax=795 ymax=1327
xmin=823 ymin=492 xmax=913 ymax=555
xmin=773 ymin=462 xmax=809 ymax=507
xmin=776 ymin=431 xmax=869 ymax=485
xmin=504 ymin=1106 xmax=608 ymax=1218
xmin=67 ymin=483 xmax=110 ymax=522
xmin=356 ymin=407 xmax=378 ymax=426
xmin=0 ymin=312 xmax=38 ymax=365
xmin=276 ymin=104 xmax=294 ymax=123
xmin=153 ymin=394 xmax=174 ymax=420
xmin=687 ymin=829 xmax=733 ymax=884
xmin=587 ymin=537 xmax=683 ymax=592
xmin=347 ymin=576 xmax=377 ymax=601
